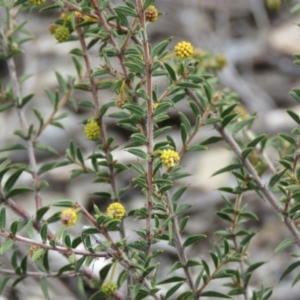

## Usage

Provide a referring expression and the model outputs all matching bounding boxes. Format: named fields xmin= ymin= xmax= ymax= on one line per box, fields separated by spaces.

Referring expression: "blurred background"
xmin=1 ymin=0 xmax=300 ymax=299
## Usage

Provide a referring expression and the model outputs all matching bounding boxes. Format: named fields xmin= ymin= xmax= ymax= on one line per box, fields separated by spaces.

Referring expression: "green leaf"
xmin=153 ymin=101 xmax=173 ymax=116
xmin=40 ymin=223 xmax=48 ymax=243
xmin=180 ymin=123 xmax=187 ymax=144
xmin=0 ymin=239 xmax=14 ymax=255
xmin=153 ymin=126 xmax=172 ymax=139
xmin=71 ymin=55 xmax=83 ymax=78
xmin=52 ymin=200 xmax=74 ymax=207
xmin=31 ymin=248 xmax=45 ymax=262
xmin=209 ymin=251 xmax=219 ymax=269
xmin=36 ymin=206 xmax=50 ymax=222
xmin=176 ymin=204 xmax=192 ymax=215
xmin=123 ymin=103 xmax=145 ymax=117
xmin=246 ymin=261 xmax=265 ymax=275
xmin=286 ymin=109 xmax=300 ymax=125
xmin=241 ymin=147 xmax=254 ymax=160
xmin=247 ymin=134 xmax=267 ymax=148
xmin=34 ymin=142 xmax=58 ymax=155
xmin=0 ymin=207 xmax=6 ymax=230
xmin=6 ymin=187 xmax=33 ymax=198
xmin=212 ymin=164 xmax=241 ymax=176
xmin=114 ymin=5 xmax=137 ymax=17
xmin=268 ymin=169 xmax=286 ymax=187
xmin=232 ymin=116 xmax=255 ymax=134
xmin=172 ymin=186 xmax=187 ymax=202
xmin=177 ymin=82 xmax=200 ymax=89
xmin=163 ymin=62 xmax=177 ymax=81
xmin=151 ymin=37 xmax=172 ymax=58
xmin=39 ymin=4 xmax=61 ymax=11
xmin=279 ymin=133 xmax=297 ymax=147
xmin=177 ymin=291 xmax=194 ymax=300
xmin=183 ymin=234 xmax=206 ymax=248
xmin=0 ymin=276 xmax=10 ymax=295
xmin=127 ymin=148 xmax=147 ymax=159
xmin=55 ymin=71 xmax=67 ymax=92
xmin=200 ymin=136 xmax=222 ymax=145
xmin=25 ymin=219 xmax=34 ymax=239
xmin=168 ymin=261 xmax=184 ymax=274
xmin=180 ymin=216 xmax=189 ymax=232
xmin=40 ymin=277 xmax=50 ymax=300
xmin=99 ymin=263 xmax=112 ymax=281
xmin=201 ymin=291 xmax=231 ymax=298
xmin=280 ymin=260 xmax=300 ymax=280
xmin=158 ymin=276 xmax=186 ymax=284
xmin=0 ymin=103 xmax=14 ymax=112
xmin=179 ymin=112 xmax=192 ymax=134
xmin=4 ymin=169 xmax=24 ymax=193
xmin=290 ymin=88 xmax=300 ymax=104
xmin=187 ymin=145 xmax=207 ymax=152
xmin=165 ymin=282 xmax=184 ymax=300
xmin=274 ymin=238 xmax=295 ymax=254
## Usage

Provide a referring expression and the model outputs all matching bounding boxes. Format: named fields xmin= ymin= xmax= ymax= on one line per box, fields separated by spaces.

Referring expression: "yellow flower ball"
xmin=101 ymin=281 xmax=118 ymax=295
xmin=266 ymin=0 xmax=281 ymax=10
xmin=106 ymin=202 xmax=126 ymax=220
xmin=152 ymin=103 xmax=159 ymax=110
xmin=60 ymin=208 xmax=78 ymax=227
xmin=54 ymin=26 xmax=70 ymax=43
xmin=84 ymin=118 xmax=100 ymax=140
xmin=174 ymin=41 xmax=194 ymax=59
xmin=145 ymin=5 xmax=158 ymax=22
xmin=160 ymin=149 xmax=180 ymax=168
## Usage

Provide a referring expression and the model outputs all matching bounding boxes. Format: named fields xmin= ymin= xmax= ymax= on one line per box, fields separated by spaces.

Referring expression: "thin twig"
xmin=136 ymin=0 xmax=154 ymax=258
xmin=0 ymin=23 xmax=42 ymax=211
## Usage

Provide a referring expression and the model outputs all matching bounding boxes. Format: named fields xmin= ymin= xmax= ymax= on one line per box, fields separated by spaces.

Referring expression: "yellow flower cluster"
xmin=28 ymin=245 xmax=44 ymax=259
xmin=115 ymin=80 xmax=130 ymax=109
xmin=106 ymin=202 xmax=126 ymax=220
xmin=29 ymin=0 xmax=45 ymax=5
xmin=84 ymin=118 xmax=100 ymax=140
xmin=60 ymin=208 xmax=78 ymax=227
xmin=174 ymin=41 xmax=193 ymax=59
xmin=60 ymin=11 xmax=98 ymax=23
xmin=215 ymin=54 xmax=227 ymax=69
xmin=145 ymin=5 xmax=158 ymax=22
xmin=54 ymin=26 xmax=70 ymax=43
xmin=101 ymin=281 xmax=118 ymax=295
xmin=160 ymin=149 xmax=180 ymax=168
xmin=152 ymin=103 xmax=159 ymax=110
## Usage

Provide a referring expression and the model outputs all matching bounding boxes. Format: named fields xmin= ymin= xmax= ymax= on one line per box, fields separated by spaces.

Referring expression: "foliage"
xmin=0 ymin=0 xmax=300 ymax=299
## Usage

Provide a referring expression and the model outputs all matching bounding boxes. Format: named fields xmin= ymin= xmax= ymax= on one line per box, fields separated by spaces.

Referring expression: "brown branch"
xmin=0 ymin=230 xmax=107 ymax=258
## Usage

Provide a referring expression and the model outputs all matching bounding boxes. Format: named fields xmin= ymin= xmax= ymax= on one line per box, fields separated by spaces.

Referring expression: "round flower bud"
xmin=266 ymin=0 xmax=281 ymax=10
xmin=54 ymin=26 xmax=70 ymax=43
xmin=29 ymin=0 xmax=45 ymax=6
xmin=160 ymin=149 xmax=180 ymax=168
xmin=101 ymin=281 xmax=118 ymax=295
xmin=84 ymin=118 xmax=100 ymax=140
xmin=106 ymin=202 xmax=126 ymax=220
xmin=174 ymin=41 xmax=193 ymax=59
xmin=60 ymin=208 xmax=78 ymax=227
xmin=215 ymin=54 xmax=227 ymax=69
xmin=145 ymin=5 xmax=158 ymax=22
